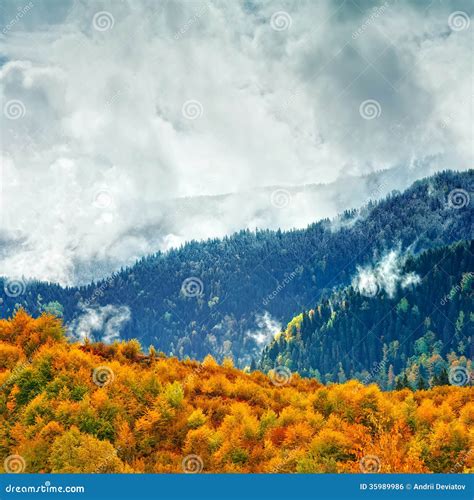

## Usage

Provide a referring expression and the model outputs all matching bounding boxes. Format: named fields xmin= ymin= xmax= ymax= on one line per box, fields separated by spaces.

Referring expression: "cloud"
xmin=0 ymin=0 xmax=471 ymax=284
xmin=352 ymin=249 xmax=421 ymax=298
xmin=67 ymin=304 xmax=131 ymax=343
xmin=246 ymin=312 xmax=282 ymax=357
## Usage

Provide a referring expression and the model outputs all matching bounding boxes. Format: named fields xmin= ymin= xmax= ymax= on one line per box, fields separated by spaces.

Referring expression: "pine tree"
xmin=417 ymin=374 xmax=428 ymax=390
xmin=437 ymin=368 xmax=449 ymax=386
xmin=395 ymin=376 xmax=404 ymax=391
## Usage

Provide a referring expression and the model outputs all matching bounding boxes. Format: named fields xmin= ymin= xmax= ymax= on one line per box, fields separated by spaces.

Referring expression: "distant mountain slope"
xmin=0 ymin=170 xmax=472 ymax=366
xmin=0 ymin=163 xmax=436 ymax=286
xmin=82 ymin=162 xmax=435 ymax=281
xmin=260 ymin=241 xmax=474 ymax=388
xmin=29 ymin=163 xmax=440 ymax=285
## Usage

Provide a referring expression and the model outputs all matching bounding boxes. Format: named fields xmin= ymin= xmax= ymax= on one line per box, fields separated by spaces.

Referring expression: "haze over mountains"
xmin=1 ymin=0 xmax=472 ymax=287
xmin=0 ymin=163 xmax=437 ymax=285
xmin=1 ymin=170 xmax=472 ymax=369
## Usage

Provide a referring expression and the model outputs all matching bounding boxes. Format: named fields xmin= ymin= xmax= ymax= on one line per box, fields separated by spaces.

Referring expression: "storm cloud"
xmin=0 ymin=0 xmax=472 ymax=284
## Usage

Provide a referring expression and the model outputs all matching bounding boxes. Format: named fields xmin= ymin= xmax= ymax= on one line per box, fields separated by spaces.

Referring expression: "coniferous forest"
xmin=260 ymin=240 xmax=473 ymax=388
xmin=0 ymin=170 xmax=472 ymax=367
xmin=0 ymin=170 xmax=472 ymax=474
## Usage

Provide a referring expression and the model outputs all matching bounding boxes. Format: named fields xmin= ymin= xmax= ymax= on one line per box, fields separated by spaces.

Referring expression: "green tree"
xmin=49 ymin=427 xmax=125 ymax=473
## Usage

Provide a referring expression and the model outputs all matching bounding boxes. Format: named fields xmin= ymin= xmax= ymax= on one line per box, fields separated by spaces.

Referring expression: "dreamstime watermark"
xmin=1 ymin=2 xmax=34 ymax=35
xmin=182 ymin=100 xmax=204 ymax=120
xmin=182 ymin=454 xmax=204 ymax=473
xmin=3 ymin=278 xmax=27 ymax=298
xmin=262 ymin=267 xmax=302 ymax=306
xmin=174 ymin=4 xmax=208 ymax=40
xmin=0 ymin=360 xmax=32 ymax=393
xmin=270 ymin=11 xmax=292 ymax=31
xmin=352 ymin=2 xmax=390 ymax=39
xmin=440 ymin=272 xmax=473 ymax=306
xmin=448 ymin=366 xmax=471 ymax=387
xmin=3 ymin=455 xmax=26 ymax=473
xmin=387 ymin=119 xmax=407 ymax=141
xmin=276 ymin=89 xmax=300 ymax=118
xmin=361 ymin=359 xmax=387 ymax=385
xmin=448 ymin=11 xmax=470 ymax=32
xmin=181 ymin=277 xmax=204 ymax=298
xmin=183 ymin=361 xmax=206 ymax=387
xmin=92 ymin=11 xmax=114 ymax=31
xmin=104 ymin=84 xmax=131 ymax=108
xmin=83 ymin=275 xmax=116 ymax=308
xmin=92 ymin=366 xmax=115 ymax=387
xmin=93 ymin=189 xmax=114 ymax=209
xmin=270 ymin=188 xmax=291 ymax=209
xmin=269 ymin=366 xmax=292 ymax=386
xmin=95 ymin=446 xmax=122 ymax=473
xmin=449 ymin=448 xmax=473 ymax=473
xmin=360 ymin=454 xmax=381 ymax=473
xmin=440 ymin=93 xmax=474 ymax=130
xmin=359 ymin=99 xmax=381 ymax=120
xmin=359 ymin=279 xmax=379 ymax=298
xmin=4 ymin=482 xmax=85 ymax=494
xmin=3 ymin=99 xmax=26 ymax=120
xmin=367 ymin=181 xmax=387 ymax=201
xmin=0 ymin=345 xmax=40 ymax=393
xmin=447 ymin=188 xmax=470 ymax=209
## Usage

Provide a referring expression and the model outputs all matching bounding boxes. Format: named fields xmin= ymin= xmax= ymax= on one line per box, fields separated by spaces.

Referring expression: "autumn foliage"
xmin=0 ymin=310 xmax=472 ymax=473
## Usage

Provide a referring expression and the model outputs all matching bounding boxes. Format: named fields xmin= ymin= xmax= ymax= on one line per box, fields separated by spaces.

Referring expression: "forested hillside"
xmin=260 ymin=241 xmax=473 ymax=389
xmin=0 ymin=311 xmax=472 ymax=473
xmin=0 ymin=170 xmax=472 ymax=366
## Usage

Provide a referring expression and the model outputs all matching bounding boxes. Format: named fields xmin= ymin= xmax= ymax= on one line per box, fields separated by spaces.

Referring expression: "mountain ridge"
xmin=260 ymin=240 xmax=473 ymax=388
xmin=0 ymin=169 xmax=472 ymax=367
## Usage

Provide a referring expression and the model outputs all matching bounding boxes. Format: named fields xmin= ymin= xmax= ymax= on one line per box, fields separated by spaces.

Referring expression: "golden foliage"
xmin=0 ymin=310 xmax=472 ymax=473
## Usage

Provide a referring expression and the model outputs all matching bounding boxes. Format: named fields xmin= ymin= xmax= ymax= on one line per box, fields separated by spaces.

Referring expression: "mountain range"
xmin=0 ymin=169 xmax=472 ymax=372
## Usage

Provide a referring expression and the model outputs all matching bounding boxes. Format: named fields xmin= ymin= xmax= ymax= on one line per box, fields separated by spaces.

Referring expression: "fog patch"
xmin=352 ymin=250 xmax=421 ymax=298
xmin=68 ymin=304 xmax=131 ymax=343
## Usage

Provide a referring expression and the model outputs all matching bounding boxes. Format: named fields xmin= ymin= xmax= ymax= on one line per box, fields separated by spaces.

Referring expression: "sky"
xmin=0 ymin=0 xmax=472 ymax=285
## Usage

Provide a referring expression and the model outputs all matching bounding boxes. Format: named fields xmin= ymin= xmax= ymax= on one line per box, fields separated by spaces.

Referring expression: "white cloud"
xmin=67 ymin=304 xmax=131 ymax=343
xmin=0 ymin=0 xmax=471 ymax=284
xmin=246 ymin=312 xmax=282 ymax=353
xmin=352 ymin=249 xmax=421 ymax=299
